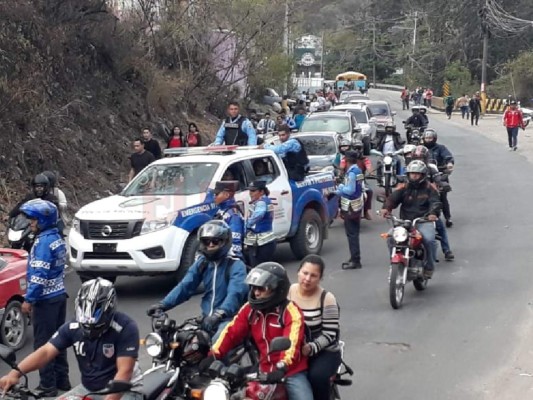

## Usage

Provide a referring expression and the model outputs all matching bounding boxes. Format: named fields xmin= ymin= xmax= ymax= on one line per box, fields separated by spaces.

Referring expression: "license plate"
xmin=93 ymin=243 xmax=117 ymax=253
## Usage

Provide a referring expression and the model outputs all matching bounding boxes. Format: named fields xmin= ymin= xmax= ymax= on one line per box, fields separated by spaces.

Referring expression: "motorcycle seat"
xmin=139 ymin=371 xmax=172 ymax=400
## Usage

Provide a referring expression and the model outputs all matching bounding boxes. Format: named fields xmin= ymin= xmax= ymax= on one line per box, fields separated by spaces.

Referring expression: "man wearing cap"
xmin=503 ymin=100 xmax=525 ymax=151
xmin=336 ymin=151 xmax=364 ymax=269
xmin=214 ymin=102 xmax=257 ymax=146
xmin=244 ymin=181 xmax=276 ymax=267
xmin=213 ymin=181 xmax=245 ymax=260
xmin=260 ymin=125 xmax=309 ymax=181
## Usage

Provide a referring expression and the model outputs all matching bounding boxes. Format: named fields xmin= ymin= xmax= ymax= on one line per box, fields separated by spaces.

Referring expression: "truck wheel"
xmin=1 ymin=300 xmax=28 ymax=350
xmin=290 ymin=209 xmax=324 ymax=259
xmin=175 ymin=234 xmax=199 ymax=284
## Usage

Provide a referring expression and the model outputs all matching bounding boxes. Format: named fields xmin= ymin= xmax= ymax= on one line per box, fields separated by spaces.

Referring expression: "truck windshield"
xmin=300 ymin=117 xmax=350 ymax=134
xmin=367 ymin=104 xmax=390 ymax=116
xmin=298 ymin=135 xmax=337 ymax=156
xmin=122 ymin=163 xmax=219 ymax=196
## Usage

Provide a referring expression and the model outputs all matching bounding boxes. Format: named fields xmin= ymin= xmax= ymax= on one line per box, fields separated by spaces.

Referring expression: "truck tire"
xmin=175 ymin=234 xmax=199 ymax=284
xmin=290 ymin=209 xmax=324 ymax=259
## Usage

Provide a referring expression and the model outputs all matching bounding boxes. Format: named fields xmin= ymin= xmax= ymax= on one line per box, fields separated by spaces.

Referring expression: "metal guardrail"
xmin=369 ymin=83 xmax=404 ymax=91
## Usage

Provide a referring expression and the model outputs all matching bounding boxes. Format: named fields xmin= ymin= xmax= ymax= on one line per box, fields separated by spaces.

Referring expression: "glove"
xmin=146 ymin=302 xmax=166 ymax=317
xmin=202 ymin=311 xmax=224 ymax=332
xmin=265 ymin=369 xmax=286 ymax=384
xmin=199 ymin=353 xmax=217 ymax=373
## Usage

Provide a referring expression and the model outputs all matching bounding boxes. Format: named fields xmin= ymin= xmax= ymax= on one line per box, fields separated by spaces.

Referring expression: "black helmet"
xmin=412 ymin=145 xmax=430 ymax=163
xmin=423 ymin=129 xmax=438 ymax=148
xmin=75 ymin=278 xmax=117 ymax=340
xmin=405 ymin=160 xmax=428 ymax=187
xmin=197 ymin=220 xmax=232 ymax=261
xmin=352 ymin=139 xmax=363 ymax=150
xmin=42 ymin=171 xmax=57 ymax=188
xmin=384 ymin=123 xmax=396 ymax=134
xmin=31 ymin=174 xmax=50 ymax=198
xmin=246 ymin=262 xmax=290 ymax=311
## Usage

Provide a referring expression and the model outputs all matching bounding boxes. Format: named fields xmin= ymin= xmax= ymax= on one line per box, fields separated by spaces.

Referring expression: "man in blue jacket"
xmin=20 ymin=199 xmax=69 ymax=396
xmin=213 ymin=180 xmax=245 ymax=260
xmin=147 ymin=221 xmax=248 ymax=339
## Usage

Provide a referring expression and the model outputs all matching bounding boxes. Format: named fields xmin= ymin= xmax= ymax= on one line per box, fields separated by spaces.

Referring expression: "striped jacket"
xmin=25 ymin=228 xmax=66 ymax=303
xmin=213 ymin=301 xmax=308 ymax=376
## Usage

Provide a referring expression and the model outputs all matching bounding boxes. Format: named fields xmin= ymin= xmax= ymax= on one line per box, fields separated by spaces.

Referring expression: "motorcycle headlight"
xmin=203 ymin=381 xmax=229 ymax=400
xmin=72 ymin=217 xmax=81 ymax=234
xmin=383 ymin=155 xmax=393 ymax=165
xmin=392 ymin=227 xmax=408 ymax=243
xmin=144 ymin=333 xmax=164 ymax=357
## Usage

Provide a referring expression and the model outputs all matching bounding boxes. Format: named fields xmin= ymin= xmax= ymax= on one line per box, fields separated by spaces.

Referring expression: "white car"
xmin=331 ymin=104 xmax=377 ymax=152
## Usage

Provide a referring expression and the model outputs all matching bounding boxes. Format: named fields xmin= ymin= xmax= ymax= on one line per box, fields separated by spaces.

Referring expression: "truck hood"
xmin=308 ymin=154 xmax=336 ymax=170
xmin=75 ymin=193 xmax=207 ymax=221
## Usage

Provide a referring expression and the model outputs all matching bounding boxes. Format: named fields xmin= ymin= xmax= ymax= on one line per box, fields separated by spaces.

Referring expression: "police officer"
xmin=261 ymin=125 xmax=309 ymax=181
xmin=244 ymin=180 xmax=276 ymax=267
xmin=213 ymin=180 xmax=245 ymax=259
xmin=0 ymin=278 xmax=142 ymax=400
xmin=147 ymin=221 xmax=248 ymax=339
xmin=214 ymin=102 xmax=257 ymax=146
xmin=19 ymin=199 xmax=69 ymax=396
xmin=336 ymin=151 xmax=365 ymax=269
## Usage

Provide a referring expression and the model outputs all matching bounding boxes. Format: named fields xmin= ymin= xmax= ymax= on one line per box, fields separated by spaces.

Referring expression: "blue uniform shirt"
xmin=264 ymin=138 xmax=302 ymax=158
xmin=49 ymin=312 xmax=139 ymax=391
xmin=214 ymin=118 xmax=257 ymax=145
xmin=216 ymin=199 xmax=244 ymax=258
xmin=25 ymin=228 xmax=66 ymax=303
xmin=246 ymin=196 xmax=273 ymax=233
xmin=336 ymin=164 xmax=363 ymax=199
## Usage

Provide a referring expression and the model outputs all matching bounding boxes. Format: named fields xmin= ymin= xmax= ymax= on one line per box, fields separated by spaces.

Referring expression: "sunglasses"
xmin=201 ymin=238 xmax=223 ymax=246
xmin=251 ymin=286 xmax=268 ymax=293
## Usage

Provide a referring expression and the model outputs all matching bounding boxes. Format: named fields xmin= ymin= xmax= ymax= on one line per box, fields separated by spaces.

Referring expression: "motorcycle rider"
xmin=202 ymin=262 xmax=313 ymax=400
xmin=422 ymin=129 xmax=455 ymax=227
xmin=147 ymin=221 xmax=248 ymax=339
xmin=376 ymin=123 xmax=404 ymax=177
xmin=213 ymin=181 xmax=245 ymax=259
xmin=404 ymin=107 xmax=427 ymax=143
xmin=0 ymin=278 xmax=142 ymax=400
xmin=42 ymin=171 xmax=67 ymax=236
xmin=8 ymin=174 xmax=60 ymax=220
xmin=380 ymin=160 xmax=442 ymax=279
xmin=410 ymin=146 xmax=455 ymax=261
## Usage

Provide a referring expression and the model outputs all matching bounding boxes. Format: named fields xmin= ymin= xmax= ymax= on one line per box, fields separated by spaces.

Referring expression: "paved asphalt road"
xmin=3 ymin=89 xmax=533 ymax=399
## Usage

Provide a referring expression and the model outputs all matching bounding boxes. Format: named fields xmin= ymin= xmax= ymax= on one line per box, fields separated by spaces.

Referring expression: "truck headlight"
xmin=140 ymin=217 xmax=174 ymax=235
xmin=392 ymin=227 xmax=408 ymax=243
xmin=144 ymin=333 xmax=163 ymax=357
xmin=72 ymin=217 xmax=81 ymax=233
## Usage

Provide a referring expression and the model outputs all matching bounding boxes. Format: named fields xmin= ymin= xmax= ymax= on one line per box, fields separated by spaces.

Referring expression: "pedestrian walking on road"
xmin=456 ymin=95 xmax=469 ymax=119
xmin=444 ymin=93 xmax=455 ymax=119
xmin=401 ymin=87 xmax=410 ymax=110
xmin=503 ymin=100 xmax=525 ymax=151
xmin=426 ymin=88 xmax=433 ymax=108
xmin=469 ymin=93 xmax=482 ymax=126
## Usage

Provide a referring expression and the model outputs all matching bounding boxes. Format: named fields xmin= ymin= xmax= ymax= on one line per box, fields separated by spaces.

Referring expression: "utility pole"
xmin=479 ymin=1 xmax=489 ymax=114
xmin=411 ymin=11 xmax=418 ymax=71
xmin=320 ymin=30 xmax=325 ymax=79
xmin=372 ymin=20 xmax=376 ymax=89
xmin=283 ymin=0 xmax=289 ymax=94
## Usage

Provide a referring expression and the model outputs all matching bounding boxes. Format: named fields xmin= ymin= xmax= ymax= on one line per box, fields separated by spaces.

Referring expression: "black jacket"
xmin=426 ymin=143 xmax=454 ymax=167
xmin=385 ymin=181 xmax=441 ymax=221
xmin=405 ymin=114 xmax=427 ymax=128
xmin=469 ymin=98 xmax=481 ymax=115
xmin=9 ymin=192 xmax=60 ymax=218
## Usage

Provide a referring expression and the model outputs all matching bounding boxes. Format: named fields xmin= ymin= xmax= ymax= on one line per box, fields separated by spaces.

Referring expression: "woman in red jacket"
xmin=503 ymin=100 xmax=525 ymax=151
xmin=186 ymin=122 xmax=202 ymax=147
xmin=167 ymin=126 xmax=184 ymax=148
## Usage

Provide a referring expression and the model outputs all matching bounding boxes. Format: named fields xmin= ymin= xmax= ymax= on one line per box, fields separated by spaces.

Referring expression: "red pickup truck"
xmin=0 ymin=249 xmax=29 ymax=350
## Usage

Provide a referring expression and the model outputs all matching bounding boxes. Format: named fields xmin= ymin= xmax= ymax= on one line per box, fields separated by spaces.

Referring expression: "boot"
xmin=444 ymin=251 xmax=455 ymax=261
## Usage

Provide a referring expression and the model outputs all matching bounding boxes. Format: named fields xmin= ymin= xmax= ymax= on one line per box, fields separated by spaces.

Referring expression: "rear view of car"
xmin=366 ymin=100 xmax=396 ymax=132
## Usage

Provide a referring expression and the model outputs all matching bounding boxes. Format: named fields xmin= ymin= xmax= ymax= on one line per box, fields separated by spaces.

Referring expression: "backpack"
xmin=446 ymin=96 xmax=454 ymax=106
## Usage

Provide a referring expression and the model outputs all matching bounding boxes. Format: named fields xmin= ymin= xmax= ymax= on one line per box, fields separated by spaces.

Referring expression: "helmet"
xmin=423 ymin=129 xmax=438 ymax=148
xmin=402 ymin=144 xmax=416 ymax=163
xmin=31 ymin=174 xmax=50 ymax=198
xmin=20 ymin=199 xmax=58 ymax=231
xmin=179 ymin=330 xmax=211 ymax=365
xmin=246 ymin=262 xmax=290 ymax=311
xmin=338 ymin=139 xmax=351 ymax=150
xmin=405 ymin=160 xmax=428 ymax=186
xmin=197 ymin=220 xmax=232 ymax=261
xmin=75 ymin=278 xmax=117 ymax=340
xmin=42 ymin=171 xmax=57 ymax=188
xmin=384 ymin=123 xmax=396 ymax=133
xmin=412 ymin=145 xmax=429 ymax=163
xmin=352 ymin=139 xmax=363 ymax=150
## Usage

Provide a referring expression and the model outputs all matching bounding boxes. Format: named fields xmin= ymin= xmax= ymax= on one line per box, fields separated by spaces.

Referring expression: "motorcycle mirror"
xmin=208 ymin=360 xmax=226 ymax=379
xmin=268 ymin=337 xmax=291 ymax=354
xmin=0 ymin=344 xmax=17 ymax=369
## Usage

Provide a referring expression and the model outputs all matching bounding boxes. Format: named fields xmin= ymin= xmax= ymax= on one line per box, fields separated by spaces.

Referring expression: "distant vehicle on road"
xmin=366 ymin=100 xmax=396 ymax=132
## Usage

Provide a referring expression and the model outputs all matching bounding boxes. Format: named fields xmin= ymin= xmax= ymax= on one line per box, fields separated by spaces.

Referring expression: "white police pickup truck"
xmin=68 ymin=146 xmax=339 ymax=283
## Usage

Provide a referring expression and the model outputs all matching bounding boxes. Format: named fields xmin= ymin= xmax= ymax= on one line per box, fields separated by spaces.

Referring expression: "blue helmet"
xmin=20 ymin=199 xmax=58 ymax=231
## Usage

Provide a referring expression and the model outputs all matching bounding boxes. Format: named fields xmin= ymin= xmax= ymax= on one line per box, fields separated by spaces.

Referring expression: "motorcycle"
xmin=202 ymin=337 xmax=353 ymax=400
xmin=403 ymin=123 xmax=426 ymax=144
xmin=369 ymin=148 xmax=404 ymax=202
xmin=8 ymin=214 xmax=35 ymax=252
xmin=381 ymin=215 xmax=432 ymax=309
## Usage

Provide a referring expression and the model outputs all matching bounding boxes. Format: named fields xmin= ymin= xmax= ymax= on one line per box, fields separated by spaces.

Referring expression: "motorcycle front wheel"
xmin=389 ymin=263 xmax=405 ymax=309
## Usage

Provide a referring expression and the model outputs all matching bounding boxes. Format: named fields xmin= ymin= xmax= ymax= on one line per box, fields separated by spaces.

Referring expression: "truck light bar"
xmin=164 ymin=145 xmax=260 ymax=157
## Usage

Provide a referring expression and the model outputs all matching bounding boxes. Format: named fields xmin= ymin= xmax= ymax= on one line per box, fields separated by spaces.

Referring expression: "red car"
xmin=0 ymin=248 xmax=29 ymax=350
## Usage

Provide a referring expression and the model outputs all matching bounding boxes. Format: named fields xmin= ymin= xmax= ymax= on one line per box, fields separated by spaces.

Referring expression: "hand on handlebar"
xmin=0 ymin=373 xmax=20 ymax=396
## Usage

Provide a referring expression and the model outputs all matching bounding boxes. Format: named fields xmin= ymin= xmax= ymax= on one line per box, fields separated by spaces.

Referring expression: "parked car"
xmin=339 ymin=90 xmax=368 ymax=103
xmin=294 ymin=132 xmax=341 ymax=172
xmin=299 ymin=111 xmax=364 ymax=152
xmin=0 ymin=249 xmax=29 ymax=350
xmin=262 ymin=88 xmax=296 ymax=109
xmin=331 ymin=104 xmax=377 ymax=153
xmin=366 ymin=100 xmax=396 ymax=132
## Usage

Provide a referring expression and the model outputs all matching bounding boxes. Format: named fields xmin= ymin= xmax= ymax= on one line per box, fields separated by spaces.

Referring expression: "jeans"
xmin=285 ymin=372 xmax=314 ymax=400
xmin=33 ymin=295 xmax=69 ymax=389
xmin=445 ymin=106 xmax=453 ymax=117
xmin=343 ymin=217 xmax=361 ymax=262
xmin=471 ymin=112 xmax=479 ymax=126
xmin=507 ymin=127 xmax=519 ymax=147
xmin=417 ymin=222 xmax=437 ymax=271
xmin=212 ymin=320 xmax=230 ymax=342
xmin=402 ymin=98 xmax=409 ymax=110
xmin=308 ymin=350 xmax=342 ymax=400
xmin=435 ymin=218 xmax=451 ymax=254
xmin=440 ymin=191 xmax=451 ymax=221
xmin=460 ymin=106 xmax=468 ymax=119
xmin=364 ymin=186 xmax=373 ymax=213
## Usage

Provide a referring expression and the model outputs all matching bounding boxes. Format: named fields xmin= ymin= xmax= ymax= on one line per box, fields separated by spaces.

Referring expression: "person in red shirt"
xmin=186 ymin=122 xmax=202 ymax=147
xmin=503 ymin=100 xmax=525 ymax=151
xmin=205 ymin=262 xmax=312 ymax=400
xmin=167 ymin=126 xmax=184 ymax=148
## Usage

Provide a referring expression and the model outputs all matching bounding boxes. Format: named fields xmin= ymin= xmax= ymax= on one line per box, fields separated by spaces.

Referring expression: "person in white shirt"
xmin=257 ymin=113 xmax=276 ymax=135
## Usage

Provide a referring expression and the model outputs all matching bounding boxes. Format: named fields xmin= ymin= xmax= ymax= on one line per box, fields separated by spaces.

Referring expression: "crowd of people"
xmin=400 ymin=86 xmax=434 ymax=110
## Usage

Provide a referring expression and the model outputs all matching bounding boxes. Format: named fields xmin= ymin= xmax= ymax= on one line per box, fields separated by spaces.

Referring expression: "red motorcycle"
xmin=381 ymin=215 xmax=432 ymax=309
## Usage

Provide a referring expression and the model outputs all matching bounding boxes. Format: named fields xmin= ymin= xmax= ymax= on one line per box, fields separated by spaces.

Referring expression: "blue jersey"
xmin=49 ymin=312 xmax=139 ymax=391
xmin=215 ymin=199 xmax=244 ymax=258
xmin=25 ymin=228 xmax=66 ymax=303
